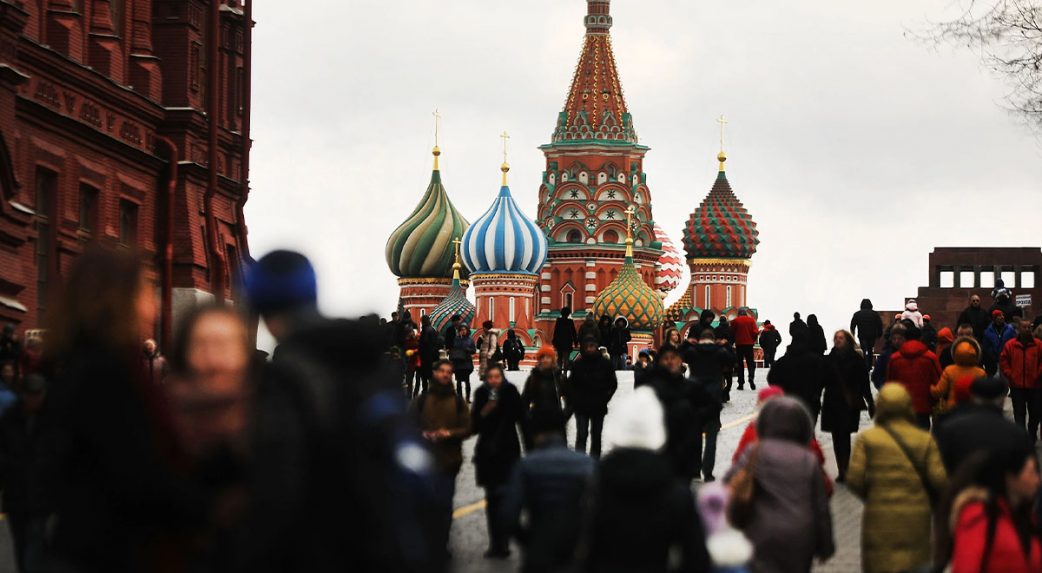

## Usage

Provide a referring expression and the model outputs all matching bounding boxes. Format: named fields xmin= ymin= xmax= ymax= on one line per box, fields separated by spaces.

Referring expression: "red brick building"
xmin=0 ymin=0 xmax=253 ymax=346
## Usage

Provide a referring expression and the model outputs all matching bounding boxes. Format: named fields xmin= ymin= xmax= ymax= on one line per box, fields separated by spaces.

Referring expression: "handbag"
xmin=727 ymin=444 xmax=760 ymax=529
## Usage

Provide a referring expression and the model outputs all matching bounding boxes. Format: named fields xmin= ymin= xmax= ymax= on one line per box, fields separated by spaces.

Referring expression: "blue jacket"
xmin=983 ymin=323 xmax=1016 ymax=362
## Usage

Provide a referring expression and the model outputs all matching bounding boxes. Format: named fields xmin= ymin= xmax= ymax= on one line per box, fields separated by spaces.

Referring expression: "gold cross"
xmin=433 ymin=108 xmax=442 ymax=147
xmin=717 ymin=115 xmax=728 ymax=152
xmin=500 ymin=131 xmax=511 ymax=164
xmin=452 ymin=236 xmax=461 ymax=259
xmin=624 ymin=206 xmax=635 ymax=236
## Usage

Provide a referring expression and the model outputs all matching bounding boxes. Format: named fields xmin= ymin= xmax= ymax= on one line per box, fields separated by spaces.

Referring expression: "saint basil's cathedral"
xmin=385 ymin=0 xmax=760 ymax=357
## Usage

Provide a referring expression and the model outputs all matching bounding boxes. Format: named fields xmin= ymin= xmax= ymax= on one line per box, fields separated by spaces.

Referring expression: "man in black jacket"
xmin=850 ymin=298 xmax=884 ymax=369
xmin=934 ymin=377 xmax=1030 ymax=474
xmin=552 ymin=307 xmax=578 ymax=373
xmin=767 ymin=339 xmax=828 ymax=422
xmin=677 ymin=336 xmax=728 ymax=481
xmin=957 ymin=294 xmax=991 ymax=342
xmin=567 ymin=337 xmax=617 ymax=459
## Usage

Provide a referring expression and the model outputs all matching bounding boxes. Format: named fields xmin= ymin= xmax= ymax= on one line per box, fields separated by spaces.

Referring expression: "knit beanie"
xmin=245 ymin=250 xmax=318 ymax=315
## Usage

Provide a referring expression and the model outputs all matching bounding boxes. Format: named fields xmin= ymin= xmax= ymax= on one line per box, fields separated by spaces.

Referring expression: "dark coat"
xmin=45 ymin=344 xmax=207 ymax=572
xmin=821 ymin=348 xmax=873 ymax=433
xmin=597 ymin=321 xmax=614 ymax=349
xmin=768 ymin=345 xmax=827 ymax=419
xmin=957 ymin=305 xmax=991 ymax=341
xmin=471 ymin=383 xmax=525 ymax=487
xmin=567 ymin=352 xmax=618 ymax=417
xmin=418 ymin=324 xmax=441 ymax=365
xmin=921 ymin=322 xmax=938 ymax=351
xmin=851 ymin=300 xmax=884 ymax=344
xmin=934 ymin=404 xmax=1031 ymax=474
xmin=553 ymin=317 xmax=579 ymax=351
xmin=808 ymin=322 xmax=828 ymax=355
xmin=0 ymin=401 xmax=56 ymax=516
xmin=522 ymin=367 xmax=565 ymax=428
xmin=449 ymin=335 xmax=476 ymax=375
xmin=608 ymin=325 xmax=631 ymax=357
xmin=758 ymin=326 xmax=782 ymax=352
xmin=503 ymin=336 xmax=525 ymax=363
xmin=583 ymin=448 xmax=710 ymax=573
xmin=645 ymin=368 xmax=719 ymax=480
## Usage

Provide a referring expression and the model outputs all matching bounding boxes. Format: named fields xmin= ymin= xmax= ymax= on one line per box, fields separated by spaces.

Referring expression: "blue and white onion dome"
xmin=461 ymin=163 xmax=548 ymax=275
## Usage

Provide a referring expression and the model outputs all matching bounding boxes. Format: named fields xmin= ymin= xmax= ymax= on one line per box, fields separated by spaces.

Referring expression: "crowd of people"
xmin=1 ymin=247 xmax=1041 ymax=573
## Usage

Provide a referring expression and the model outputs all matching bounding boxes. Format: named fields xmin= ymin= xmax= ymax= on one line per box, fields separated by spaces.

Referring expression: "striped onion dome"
xmin=385 ymin=149 xmax=470 ymax=279
xmin=682 ymin=154 xmax=759 ymax=260
xmin=461 ymin=182 xmax=548 ymax=275
xmin=653 ymin=224 xmax=684 ymax=297
xmin=429 ymin=262 xmax=477 ymax=334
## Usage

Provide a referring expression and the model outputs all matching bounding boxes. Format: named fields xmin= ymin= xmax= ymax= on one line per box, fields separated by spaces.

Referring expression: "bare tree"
xmin=926 ymin=0 xmax=1042 ymax=129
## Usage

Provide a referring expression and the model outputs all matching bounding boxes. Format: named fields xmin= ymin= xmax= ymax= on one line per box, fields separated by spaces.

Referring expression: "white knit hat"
xmin=607 ymin=386 xmax=667 ymax=451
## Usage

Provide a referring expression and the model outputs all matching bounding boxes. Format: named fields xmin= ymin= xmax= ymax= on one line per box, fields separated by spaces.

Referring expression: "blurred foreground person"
xmin=847 ymin=384 xmax=947 ymax=573
xmin=142 ymin=338 xmax=169 ymax=385
xmin=581 ymin=387 xmax=710 ymax=573
xmin=725 ymin=396 xmax=834 ymax=573
xmin=939 ymin=448 xmax=1042 ymax=573
xmin=411 ymin=360 xmax=471 ymax=562
xmin=502 ymin=411 xmax=593 ymax=573
xmin=43 ymin=248 xmax=207 ymax=572
xmin=934 ymin=376 xmax=1030 ymax=475
xmin=470 ymin=364 xmax=524 ymax=559
xmin=247 ymin=250 xmax=445 ymax=572
xmin=821 ymin=330 xmax=873 ymax=483
xmin=568 ymin=337 xmax=618 ymax=459
xmin=0 ymin=374 xmax=52 ymax=573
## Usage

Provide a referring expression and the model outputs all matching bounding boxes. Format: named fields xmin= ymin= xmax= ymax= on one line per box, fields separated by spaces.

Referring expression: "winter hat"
xmin=756 ymin=386 xmax=785 ymax=405
xmin=894 ymin=313 xmax=903 ymax=321
xmin=971 ymin=376 xmax=1007 ymax=401
xmin=937 ymin=327 xmax=954 ymax=345
xmin=757 ymin=396 xmax=813 ymax=445
xmin=534 ymin=346 xmax=557 ymax=362
xmin=606 ymin=386 xmax=666 ymax=451
xmin=906 ymin=300 xmax=919 ymax=312
xmin=953 ymin=374 xmax=977 ymax=405
xmin=992 ymin=309 xmax=1005 ymax=318
xmin=923 ymin=314 xmax=932 ymax=322
xmin=245 ymin=250 xmax=318 ymax=316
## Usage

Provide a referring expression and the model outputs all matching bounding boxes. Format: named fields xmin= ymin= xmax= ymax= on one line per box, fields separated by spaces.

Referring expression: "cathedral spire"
xmin=585 ymin=0 xmax=612 ymax=34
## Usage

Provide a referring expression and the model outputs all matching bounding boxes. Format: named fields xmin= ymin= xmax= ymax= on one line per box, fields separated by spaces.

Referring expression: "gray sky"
xmin=245 ymin=0 xmax=1042 ymax=346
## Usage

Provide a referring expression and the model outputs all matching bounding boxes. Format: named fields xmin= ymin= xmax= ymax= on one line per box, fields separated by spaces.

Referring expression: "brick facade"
xmin=0 ymin=0 xmax=252 ymax=346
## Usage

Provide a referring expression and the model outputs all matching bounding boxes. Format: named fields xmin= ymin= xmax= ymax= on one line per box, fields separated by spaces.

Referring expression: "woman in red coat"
xmin=943 ymin=446 xmax=1042 ymax=573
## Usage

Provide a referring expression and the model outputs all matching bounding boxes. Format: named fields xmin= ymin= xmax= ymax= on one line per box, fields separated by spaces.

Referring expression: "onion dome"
xmin=386 ymin=147 xmax=470 ymax=279
xmin=461 ymin=161 xmax=548 ymax=275
xmin=653 ymin=224 xmax=683 ymax=298
xmin=593 ymin=207 xmax=664 ymax=332
xmin=429 ymin=243 xmax=477 ymax=333
xmin=682 ymin=152 xmax=759 ymax=260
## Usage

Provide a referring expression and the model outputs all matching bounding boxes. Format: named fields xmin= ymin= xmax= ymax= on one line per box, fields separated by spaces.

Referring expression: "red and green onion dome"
xmin=593 ymin=254 xmax=664 ymax=333
xmin=682 ymin=153 xmax=759 ymax=260
xmin=385 ymin=147 xmax=470 ymax=279
xmin=653 ymin=223 xmax=684 ymax=298
xmin=429 ymin=262 xmax=477 ymax=333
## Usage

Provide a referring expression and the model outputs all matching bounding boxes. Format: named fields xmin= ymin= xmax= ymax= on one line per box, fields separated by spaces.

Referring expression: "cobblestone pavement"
xmin=449 ymin=368 xmax=872 ymax=573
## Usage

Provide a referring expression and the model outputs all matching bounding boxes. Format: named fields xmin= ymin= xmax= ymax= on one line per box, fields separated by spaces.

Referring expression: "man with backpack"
xmin=411 ymin=359 xmax=472 ymax=560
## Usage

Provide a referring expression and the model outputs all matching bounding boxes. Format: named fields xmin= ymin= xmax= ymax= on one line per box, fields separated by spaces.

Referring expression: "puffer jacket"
xmin=731 ymin=315 xmax=759 ymax=346
xmin=983 ymin=323 xmax=1016 ymax=364
xmin=901 ymin=301 xmax=924 ymax=329
xmin=999 ymin=337 xmax=1042 ymax=389
xmin=566 ymin=352 xmax=618 ymax=417
xmin=886 ymin=340 xmax=942 ymax=415
xmin=847 ymin=384 xmax=948 ymax=573
xmin=932 ymin=338 xmax=986 ymax=412
xmin=950 ymin=489 xmax=1042 ymax=573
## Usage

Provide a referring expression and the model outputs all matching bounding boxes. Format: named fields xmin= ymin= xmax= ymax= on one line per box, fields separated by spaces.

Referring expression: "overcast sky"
xmin=245 ymin=0 xmax=1042 ymax=347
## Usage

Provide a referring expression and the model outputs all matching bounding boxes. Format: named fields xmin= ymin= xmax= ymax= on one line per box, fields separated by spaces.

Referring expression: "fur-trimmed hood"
xmin=949 ymin=486 xmax=989 ymax=533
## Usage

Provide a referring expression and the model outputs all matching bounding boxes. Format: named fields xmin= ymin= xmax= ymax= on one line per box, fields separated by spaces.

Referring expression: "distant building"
xmin=909 ymin=247 xmax=1041 ymax=329
xmin=0 ymin=0 xmax=254 ymax=346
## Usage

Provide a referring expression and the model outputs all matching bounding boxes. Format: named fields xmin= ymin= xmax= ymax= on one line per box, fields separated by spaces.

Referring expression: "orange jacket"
xmin=932 ymin=338 xmax=986 ymax=411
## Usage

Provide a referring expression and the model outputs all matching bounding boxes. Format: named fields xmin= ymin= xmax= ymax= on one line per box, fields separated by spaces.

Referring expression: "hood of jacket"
xmin=699 ymin=309 xmax=716 ymax=325
xmin=897 ymin=339 xmax=930 ymax=360
xmin=861 ymin=298 xmax=874 ymax=310
xmin=949 ymin=486 xmax=990 ymax=533
xmin=906 ymin=301 xmax=919 ymax=312
xmin=762 ymin=323 xmax=776 ymax=332
xmin=937 ymin=327 xmax=955 ymax=345
xmin=876 ymin=383 xmax=915 ymax=423
xmin=952 ymin=337 xmax=982 ymax=366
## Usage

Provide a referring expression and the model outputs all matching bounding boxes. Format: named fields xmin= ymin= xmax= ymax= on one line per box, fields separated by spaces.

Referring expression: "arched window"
xmin=602 ymin=229 xmax=619 ymax=244
xmin=704 ymin=286 xmax=711 ymax=309
xmin=489 ymin=298 xmax=495 ymax=322
xmin=567 ymin=229 xmax=583 ymax=244
xmin=509 ymin=297 xmax=516 ymax=323
xmin=726 ymin=286 xmax=733 ymax=308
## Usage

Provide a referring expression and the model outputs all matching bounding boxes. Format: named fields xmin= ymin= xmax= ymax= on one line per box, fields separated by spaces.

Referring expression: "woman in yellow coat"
xmin=847 ymin=384 xmax=948 ymax=573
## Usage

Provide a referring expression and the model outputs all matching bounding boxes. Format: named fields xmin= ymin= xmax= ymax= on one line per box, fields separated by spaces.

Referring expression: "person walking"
xmin=940 ymin=447 xmax=1042 ymax=573
xmin=645 ymin=344 xmax=718 ymax=483
xmin=725 ymin=397 xmax=835 ymax=573
xmin=851 ymin=298 xmax=885 ymax=370
xmin=608 ymin=317 xmax=632 ymax=371
xmin=418 ymin=315 xmax=441 ymax=394
xmin=715 ymin=316 xmax=736 ymax=395
xmin=552 ymin=307 xmax=578 ymax=373
xmin=732 ymin=308 xmax=760 ymax=391
xmin=141 ymin=338 xmax=168 ymax=385
xmin=450 ymin=325 xmax=477 ymax=402
xmin=934 ymin=377 xmax=1030 ymax=474
xmin=846 ymin=383 xmax=948 ymax=573
xmin=471 ymin=364 xmax=525 ymax=559
xmin=767 ymin=338 xmax=828 ymax=422
xmin=682 ymin=331 xmax=730 ymax=481
xmin=476 ymin=321 xmax=499 ymax=380
xmin=822 ymin=330 xmax=874 ymax=483
xmin=758 ymin=320 xmax=782 ymax=369
xmin=411 ymin=359 xmax=472 ymax=561
xmin=937 ymin=325 xmax=961 ymax=369
xmin=886 ymin=325 xmax=942 ymax=429
xmin=442 ymin=314 xmax=463 ymax=351
xmin=922 ymin=315 xmax=939 ymax=352
xmin=502 ymin=411 xmax=594 ymax=573
xmin=983 ymin=310 xmax=1016 ymax=378
xmin=790 ymin=312 xmax=809 ymax=341
xmin=567 ymin=337 xmax=617 ymax=459
xmin=502 ymin=329 xmax=526 ymax=371
xmin=1000 ymin=319 xmax=1042 ymax=443
xmin=580 ymin=387 xmax=711 ymax=573
xmin=403 ymin=328 xmax=423 ymax=397
xmin=807 ymin=314 xmax=828 ymax=355
xmin=932 ymin=337 xmax=986 ymax=416
xmin=957 ymin=294 xmax=991 ymax=342
xmin=522 ymin=347 xmax=565 ymax=446
xmin=577 ymin=314 xmax=598 ymax=345
xmin=902 ymin=300 xmax=925 ymax=329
